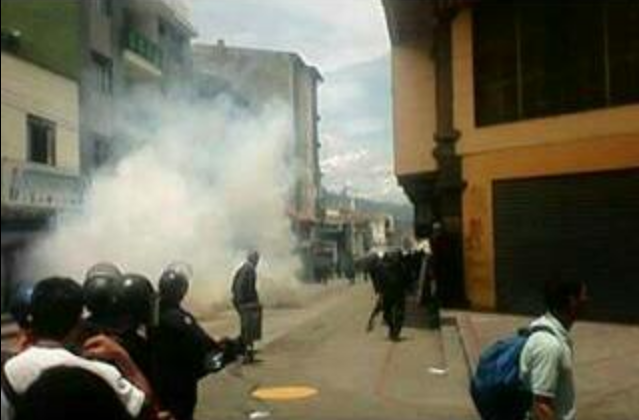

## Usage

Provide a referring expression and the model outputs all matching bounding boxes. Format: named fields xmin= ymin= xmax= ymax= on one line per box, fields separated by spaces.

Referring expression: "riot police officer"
xmin=380 ymin=251 xmax=411 ymax=341
xmin=83 ymin=265 xmax=157 ymax=388
xmin=152 ymin=263 xmax=237 ymax=420
xmin=116 ymin=273 xmax=157 ymax=382
xmin=365 ymin=252 xmax=385 ymax=332
xmin=83 ymin=271 xmax=122 ymax=334
xmin=5 ymin=282 xmax=36 ymax=359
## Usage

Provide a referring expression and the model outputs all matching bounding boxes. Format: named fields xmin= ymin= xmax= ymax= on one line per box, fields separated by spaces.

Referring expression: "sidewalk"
xmin=454 ymin=311 xmax=639 ymax=420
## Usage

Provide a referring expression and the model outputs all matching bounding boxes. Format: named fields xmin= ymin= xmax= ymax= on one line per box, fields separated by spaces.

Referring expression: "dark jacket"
xmin=151 ymin=303 xmax=219 ymax=420
xmin=232 ymin=262 xmax=259 ymax=306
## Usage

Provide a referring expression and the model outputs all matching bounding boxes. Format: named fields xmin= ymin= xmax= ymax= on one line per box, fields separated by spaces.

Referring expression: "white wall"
xmin=1 ymin=52 xmax=80 ymax=172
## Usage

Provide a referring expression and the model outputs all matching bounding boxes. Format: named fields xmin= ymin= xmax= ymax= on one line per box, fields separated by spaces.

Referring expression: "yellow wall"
xmin=391 ymin=38 xmax=438 ymax=176
xmin=452 ymin=9 xmax=639 ymax=309
xmin=1 ymin=52 xmax=80 ymax=172
xmin=463 ymin=136 xmax=639 ymax=309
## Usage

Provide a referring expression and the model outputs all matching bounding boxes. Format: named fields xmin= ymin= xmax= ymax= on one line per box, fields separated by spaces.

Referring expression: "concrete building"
xmin=1 ymin=0 xmax=195 ymax=315
xmin=2 ymin=0 xmax=196 ymax=175
xmin=316 ymin=191 xmax=407 ymax=280
xmin=193 ymin=44 xmax=323 ymax=278
xmin=1 ymin=48 xmax=82 ymax=312
xmin=79 ymin=0 xmax=196 ymax=173
xmin=383 ymin=0 xmax=639 ymax=322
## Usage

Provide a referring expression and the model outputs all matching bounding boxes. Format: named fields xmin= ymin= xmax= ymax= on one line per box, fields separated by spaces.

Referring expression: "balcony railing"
xmin=123 ymin=29 xmax=164 ymax=71
xmin=1 ymin=159 xmax=85 ymax=214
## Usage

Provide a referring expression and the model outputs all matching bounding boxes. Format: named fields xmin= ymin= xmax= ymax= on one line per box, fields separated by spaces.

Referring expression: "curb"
xmin=452 ymin=312 xmax=482 ymax=375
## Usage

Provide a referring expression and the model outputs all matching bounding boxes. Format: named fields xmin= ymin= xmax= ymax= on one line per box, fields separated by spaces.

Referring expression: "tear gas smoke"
xmin=22 ymin=93 xmax=306 ymax=312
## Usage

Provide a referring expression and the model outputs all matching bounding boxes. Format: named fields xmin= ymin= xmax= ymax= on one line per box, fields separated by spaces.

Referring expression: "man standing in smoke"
xmin=232 ymin=251 xmax=262 ymax=364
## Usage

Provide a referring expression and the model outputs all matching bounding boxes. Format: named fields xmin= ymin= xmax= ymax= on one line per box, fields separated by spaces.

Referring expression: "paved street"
xmin=194 ymin=282 xmax=639 ymax=420
xmin=196 ymin=283 xmax=477 ymax=420
xmin=3 ymin=280 xmax=637 ymax=420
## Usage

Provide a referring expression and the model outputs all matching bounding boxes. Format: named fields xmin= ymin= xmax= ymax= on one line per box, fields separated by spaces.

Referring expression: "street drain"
xmin=252 ymin=386 xmax=319 ymax=401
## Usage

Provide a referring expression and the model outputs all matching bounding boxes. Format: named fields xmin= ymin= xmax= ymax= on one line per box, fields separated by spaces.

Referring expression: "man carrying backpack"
xmin=471 ymin=278 xmax=588 ymax=420
xmin=520 ymin=279 xmax=588 ymax=420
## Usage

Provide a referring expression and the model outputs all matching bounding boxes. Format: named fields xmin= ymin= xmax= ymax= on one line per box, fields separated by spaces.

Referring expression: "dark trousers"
xmin=367 ymin=295 xmax=384 ymax=331
xmin=383 ymin=295 xmax=406 ymax=340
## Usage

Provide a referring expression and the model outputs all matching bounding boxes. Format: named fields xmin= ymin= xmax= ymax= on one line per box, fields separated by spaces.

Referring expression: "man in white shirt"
xmin=1 ymin=277 xmax=153 ymax=419
xmin=520 ymin=279 xmax=588 ymax=420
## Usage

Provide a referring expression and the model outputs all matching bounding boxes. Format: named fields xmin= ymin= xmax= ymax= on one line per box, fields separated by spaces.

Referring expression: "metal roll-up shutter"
xmin=493 ymin=169 xmax=639 ymax=323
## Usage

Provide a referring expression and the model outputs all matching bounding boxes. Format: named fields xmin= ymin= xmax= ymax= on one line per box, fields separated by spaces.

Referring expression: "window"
xmin=159 ymin=20 xmax=188 ymax=63
xmin=520 ymin=2 xmax=606 ymax=118
xmin=473 ymin=0 xmax=639 ymax=126
xmin=473 ymin=2 xmax=518 ymax=126
xmin=93 ymin=136 xmax=113 ymax=168
xmin=608 ymin=1 xmax=639 ymax=106
xmin=28 ymin=115 xmax=56 ymax=166
xmin=95 ymin=0 xmax=112 ymax=17
xmin=92 ymin=52 xmax=113 ymax=94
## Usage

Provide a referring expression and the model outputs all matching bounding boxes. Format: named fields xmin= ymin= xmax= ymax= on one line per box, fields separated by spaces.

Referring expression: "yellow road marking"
xmin=252 ymin=386 xmax=319 ymax=401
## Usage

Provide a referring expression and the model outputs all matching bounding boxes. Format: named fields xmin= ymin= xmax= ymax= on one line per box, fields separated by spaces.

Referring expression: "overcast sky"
xmin=189 ymin=0 xmax=408 ymax=204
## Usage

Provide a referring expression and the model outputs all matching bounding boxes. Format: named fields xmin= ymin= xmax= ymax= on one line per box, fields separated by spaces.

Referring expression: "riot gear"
xmin=84 ymin=262 xmax=123 ymax=329
xmin=165 ymin=262 xmax=193 ymax=280
xmin=85 ymin=262 xmax=122 ymax=281
xmin=83 ymin=275 xmax=121 ymax=327
xmin=380 ymin=251 xmax=411 ymax=341
xmin=9 ymin=282 xmax=36 ymax=329
xmin=119 ymin=273 xmax=158 ymax=328
xmin=153 ymin=262 xmax=238 ymax=420
xmin=159 ymin=267 xmax=190 ymax=307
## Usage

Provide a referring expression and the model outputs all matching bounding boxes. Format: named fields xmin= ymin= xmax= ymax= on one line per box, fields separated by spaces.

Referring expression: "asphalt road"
xmin=196 ymin=284 xmax=478 ymax=420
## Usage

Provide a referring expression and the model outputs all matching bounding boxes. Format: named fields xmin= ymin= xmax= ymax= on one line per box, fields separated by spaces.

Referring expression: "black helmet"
xmin=164 ymin=262 xmax=193 ymax=281
xmin=159 ymin=264 xmax=191 ymax=306
xmin=10 ymin=282 xmax=36 ymax=329
xmin=119 ymin=273 xmax=157 ymax=327
xmin=86 ymin=262 xmax=122 ymax=280
xmin=84 ymin=275 xmax=121 ymax=317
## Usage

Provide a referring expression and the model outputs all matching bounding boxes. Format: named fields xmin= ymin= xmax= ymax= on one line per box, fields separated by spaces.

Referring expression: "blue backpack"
xmin=470 ymin=325 xmax=555 ymax=420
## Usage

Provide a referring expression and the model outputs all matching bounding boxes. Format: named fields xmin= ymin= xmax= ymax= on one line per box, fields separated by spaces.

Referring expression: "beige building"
xmin=193 ymin=44 xmax=323 ymax=224
xmin=383 ymin=0 xmax=639 ymax=322
xmin=1 ymin=51 xmax=83 ymax=310
xmin=193 ymin=44 xmax=323 ymax=279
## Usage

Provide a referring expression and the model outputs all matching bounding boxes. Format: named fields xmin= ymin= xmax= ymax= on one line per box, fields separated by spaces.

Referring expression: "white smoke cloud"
xmin=22 ymin=93 xmax=304 ymax=311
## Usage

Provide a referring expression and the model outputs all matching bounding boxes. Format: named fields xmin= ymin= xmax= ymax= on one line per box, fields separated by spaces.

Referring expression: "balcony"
xmin=129 ymin=0 xmax=197 ymax=37
xmin=123 ymin=29 xmax=164 ymax=80
xmin=1 ymin=159 xmax=85 ymax=217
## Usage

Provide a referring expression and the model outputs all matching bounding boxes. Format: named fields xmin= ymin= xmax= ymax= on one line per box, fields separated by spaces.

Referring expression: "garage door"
xmin=494 ymin=169 xmax=639 ymax=323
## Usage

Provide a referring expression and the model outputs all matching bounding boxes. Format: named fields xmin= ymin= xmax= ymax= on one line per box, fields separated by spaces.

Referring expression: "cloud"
xmin=319 ymin=133 xmax=406 ymax=204
xmin=190 ymin=0 xmax=389 ymax=72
